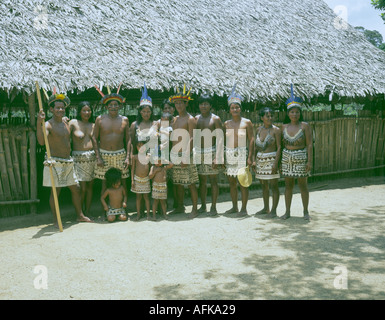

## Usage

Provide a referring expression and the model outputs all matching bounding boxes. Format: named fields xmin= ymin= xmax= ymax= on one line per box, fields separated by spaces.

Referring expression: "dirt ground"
xmin=1 ymin=175 xmax=385 ymax=300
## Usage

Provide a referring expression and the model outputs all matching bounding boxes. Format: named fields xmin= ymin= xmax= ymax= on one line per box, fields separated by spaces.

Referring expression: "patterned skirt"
xmin=152 ymin=182 xmax=167 ymax=200
xmin=170 ymin=151 xmax=199 ymax=186
xmin=72 ymin=150 xmax=96 ymax=182
xmin=225 ymin=147 xmax=248 ymax=177
xmin=131 ymin=175 xmax=151 ymax=194
xmin=94 ymin=148 xmax=130 ymax=180
xmin=43 ymin=155 xmax=78 ymax=188
xmin=281 ymin=148 xmax=309 ymax=178
xmin=107 ymin=207 xmax=126 ymax=216
xmin=194 ymin=146 xmax=220 ymax=175
xmin=255 ymin=151 xmax=280 ymax=180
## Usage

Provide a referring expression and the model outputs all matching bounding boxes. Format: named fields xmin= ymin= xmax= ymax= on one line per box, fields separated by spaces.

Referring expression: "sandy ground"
xmin=1 ymin=175 xmax=385 ymax=300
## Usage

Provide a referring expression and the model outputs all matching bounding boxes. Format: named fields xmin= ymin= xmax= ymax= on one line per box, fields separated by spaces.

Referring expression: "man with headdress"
xmin=194 ymin=93 xmax=224 ymax=215
xmin=224 ymin=84 xmax=254 ymax=216
xmin=169 ymin=84 xmax=199 ymax=218
xmin=92 ymin=87 xmax=131 ymax=197
xmin=37 ymin=93 xmax=91 ymax=225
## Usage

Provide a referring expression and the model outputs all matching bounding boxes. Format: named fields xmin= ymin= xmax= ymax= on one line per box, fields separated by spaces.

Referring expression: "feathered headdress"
xmin=140 ymin=82 xmax=152 ymax=107
xmin=95 ymin=83 xmax=126 ymax=105
xmin=227 ymin=83 xmax=243 ymax=106
xmin=285 ymin=84 xmax=303 ymax=109
xmin=169 ymin=84 xmax=193 ymax=102
xmin=48 ymin=90 xmax=71 ymax=108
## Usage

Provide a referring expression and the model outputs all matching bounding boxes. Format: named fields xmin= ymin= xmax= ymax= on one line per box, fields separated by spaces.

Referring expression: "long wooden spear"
xmin=35 ymin=81 xmax=63 ymax=232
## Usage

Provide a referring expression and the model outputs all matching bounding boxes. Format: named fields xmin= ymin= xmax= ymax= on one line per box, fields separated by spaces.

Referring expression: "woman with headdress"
xmin=224 ymin=84 xmax=254 ymax=216
xmin=280 ymin=85 xmax=313 ymax=221
xmin=252 ymin=107 xmax=281 ymax=218
xmin=129 ymin=82 xmax=158 ymax=164
xmin=69 ymin=101 xmax=96 ymax=215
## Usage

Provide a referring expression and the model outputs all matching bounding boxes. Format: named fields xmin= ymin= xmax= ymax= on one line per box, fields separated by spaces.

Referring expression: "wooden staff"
xmin=35 ymin=81 xmax=63 ymax=232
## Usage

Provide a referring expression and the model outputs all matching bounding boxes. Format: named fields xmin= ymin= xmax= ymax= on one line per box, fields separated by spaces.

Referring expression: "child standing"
xmin=149 ymin=158 xmax=173 ymax=220
xmin=158 ymin=112 xmax=173 ymax=156
xmin=131 ymin=140 xmax=151 ymax=220
xmin=101 ymin=168 xmax=127 ymax=222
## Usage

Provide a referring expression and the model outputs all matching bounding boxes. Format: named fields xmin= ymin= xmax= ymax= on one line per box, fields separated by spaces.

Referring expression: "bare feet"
xmin=225 ymin=207 xmax=238 ymax=214
xmin=255 ymin=208 xmax=269 ymax=215
xmin=77 ymin=214 xmax=92 ymax=222
xmin=208 ymin=207 xmax=218 ymax=216
xmin=237 ymin=210 xmax=248 ymax=217
xmin=118 ymin=214 xmax=127 ymax=221
xmin=107 ymin=215 xmax=116 ymax=223
xmin=266 ymin=209 xmax=277 ymax=219
xmin=169 ymin=207 xmax=185 ymax=215
xmin=197 ymin=206 xmax=207 ymax=213
xmin=280 ymin=212 xmax=291 ymax=220
xmin=188 ymin=209 xmax=199 ymax=219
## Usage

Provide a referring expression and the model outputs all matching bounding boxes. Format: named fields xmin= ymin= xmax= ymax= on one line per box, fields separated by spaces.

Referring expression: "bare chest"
xmin=101 ymin=117 xmax=126 ymax=134
xmin=197 ymin=116 xmax=215 ymax=130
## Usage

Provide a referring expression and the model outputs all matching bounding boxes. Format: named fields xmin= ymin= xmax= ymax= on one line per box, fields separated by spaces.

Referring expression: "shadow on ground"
xmin=152 ymin=206 xmax=385 ymax=299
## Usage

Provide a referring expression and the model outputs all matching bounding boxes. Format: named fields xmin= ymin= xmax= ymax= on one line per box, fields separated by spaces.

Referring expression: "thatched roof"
xmin=1 ymin=0 xmax=385 ymax=102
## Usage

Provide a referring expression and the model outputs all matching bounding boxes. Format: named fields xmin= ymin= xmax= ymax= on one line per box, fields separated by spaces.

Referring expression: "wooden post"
xmin=35 ymin=82 xmax=63 ymax=232
xmin=0 ymin=128 xmax=13 ymax=217
xmin=21 ymin=129 xmax=30 ymax=206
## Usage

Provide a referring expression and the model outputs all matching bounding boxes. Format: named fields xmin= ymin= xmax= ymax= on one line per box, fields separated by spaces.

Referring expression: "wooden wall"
xmin=0 ymin=107 xmax=384 ymax=218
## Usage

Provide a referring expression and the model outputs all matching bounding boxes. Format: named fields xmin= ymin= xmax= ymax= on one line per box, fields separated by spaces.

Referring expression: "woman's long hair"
xmin=136 ymin=105 xmax=154 ymax=125
xmin=76 ymin=101 xmax=94 ymax=122
xmin=259 ymin=107 xmax=274 ymax=122
xmin=283 ymin=106 xmax=303 ymax=124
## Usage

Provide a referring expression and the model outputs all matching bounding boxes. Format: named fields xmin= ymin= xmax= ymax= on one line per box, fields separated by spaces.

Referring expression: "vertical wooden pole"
xmin=0 ymin=128 xmax=13 ymax=217
xmin=21 ymin=129 xmax=30 ymax=206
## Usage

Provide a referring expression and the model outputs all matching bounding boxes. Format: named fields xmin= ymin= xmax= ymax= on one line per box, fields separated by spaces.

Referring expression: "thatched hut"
xmin=1 ymin=0 xmax=385 ymax=217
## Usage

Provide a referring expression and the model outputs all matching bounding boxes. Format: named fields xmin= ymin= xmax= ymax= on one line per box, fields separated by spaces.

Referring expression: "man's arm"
xmin=246 ymin=120 xmax=255 ymax=167
xmin=91 ymin=116 xmax=104 ymax=167
xmin=273 ymin=126 xmax=282 ymax=174
xmin=128 ymin=121 xmax=137 ymax=166
xmin=187 ymin=116 xmax=197 ymax=154
xmin=36 ymin=110 xmax=49 ymax=146
xmin=214 ymin=116 xmax=224 ymax=167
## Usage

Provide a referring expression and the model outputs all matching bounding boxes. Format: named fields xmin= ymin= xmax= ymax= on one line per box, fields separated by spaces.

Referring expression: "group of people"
xmin=36 ymin=83 xmax=313 ymax=227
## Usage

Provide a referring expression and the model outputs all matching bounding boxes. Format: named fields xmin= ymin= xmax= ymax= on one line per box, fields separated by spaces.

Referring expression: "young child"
xmin=159 ymin=112 xmax=173 ymax=156
xmin=101 ymin=167 xmax=127 ymax=222
xmin=131 ymin=139 xmax=151 ymax=220
xmin=149 ymin=157 xmax=173 ymax=220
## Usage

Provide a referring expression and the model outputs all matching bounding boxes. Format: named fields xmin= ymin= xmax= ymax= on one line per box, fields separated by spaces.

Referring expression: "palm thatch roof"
xmin=1 ymin=0 xmax=385 ymax=102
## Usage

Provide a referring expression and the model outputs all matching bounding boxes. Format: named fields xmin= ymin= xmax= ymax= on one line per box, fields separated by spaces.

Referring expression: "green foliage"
xmin=308 ymin=103 xmax=364 ymax=116
xmin=355 ymin=26 xmax=385 ymax=51
xmin=371 ymin=0 xmax=385 ymax=21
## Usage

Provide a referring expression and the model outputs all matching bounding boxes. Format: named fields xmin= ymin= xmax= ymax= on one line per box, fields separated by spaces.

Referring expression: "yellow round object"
xmin=237 ymin=166 xmax=252 ymax=187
